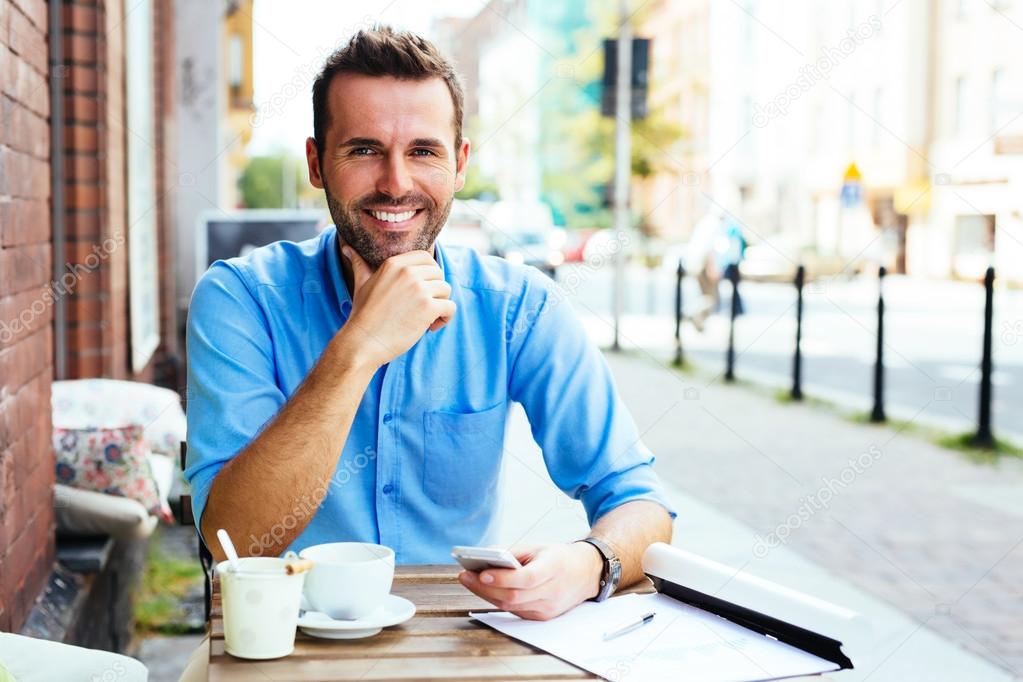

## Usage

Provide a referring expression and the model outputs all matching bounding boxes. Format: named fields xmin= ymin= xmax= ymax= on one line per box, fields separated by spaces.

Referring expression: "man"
xmin=185 ymin=26 xmax=674 ymax=621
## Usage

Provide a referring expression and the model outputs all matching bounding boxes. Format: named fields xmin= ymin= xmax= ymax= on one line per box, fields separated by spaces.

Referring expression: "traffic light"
xmin=601 ymin=37 xmax=650 ymax=120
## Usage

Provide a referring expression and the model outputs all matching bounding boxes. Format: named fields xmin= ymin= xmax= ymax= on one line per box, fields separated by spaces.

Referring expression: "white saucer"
xmin=297 ymin=594 xmax=416 ymax=639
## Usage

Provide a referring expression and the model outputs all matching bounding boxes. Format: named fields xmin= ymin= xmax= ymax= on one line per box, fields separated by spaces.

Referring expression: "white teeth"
xmin=370 ymin=209 xmax=416 ymax=223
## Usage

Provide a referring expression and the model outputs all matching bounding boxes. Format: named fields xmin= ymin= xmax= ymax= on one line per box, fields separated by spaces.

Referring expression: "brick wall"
xmin=61 ymin=0 xmax=132 ymax=380
xmin=0 ymin=0 xmax=180 ymax=633
xmin=60 ymin=0 xmax=177 ymax=384
xmin=0 ymin=0 xmax=56 ymax=632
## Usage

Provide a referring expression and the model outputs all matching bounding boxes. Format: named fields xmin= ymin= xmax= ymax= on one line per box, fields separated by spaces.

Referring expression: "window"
xmin=989 ymin=68 xmax=1003 ymax=133
xmin=873 ymin=88 xmax=884 ymax=145
xmin=954 ymin=76 xmax=967 ymax=135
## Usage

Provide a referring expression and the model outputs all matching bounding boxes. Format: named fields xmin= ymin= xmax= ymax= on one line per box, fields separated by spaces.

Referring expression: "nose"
xmin=377 ymin=152 xmax=414 ymax=199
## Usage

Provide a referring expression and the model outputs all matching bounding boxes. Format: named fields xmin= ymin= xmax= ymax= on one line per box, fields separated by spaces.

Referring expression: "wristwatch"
xmin=578 ymin=537 xmax=621 ymax=602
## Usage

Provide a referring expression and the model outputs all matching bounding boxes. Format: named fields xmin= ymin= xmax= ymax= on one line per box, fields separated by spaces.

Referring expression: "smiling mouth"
xmin=363 ymin=208 xmax=424 ymax=229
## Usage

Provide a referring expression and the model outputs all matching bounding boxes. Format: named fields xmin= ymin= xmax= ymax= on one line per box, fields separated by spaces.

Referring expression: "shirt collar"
xmin=322 ymin=227 xmax=449 ymax=320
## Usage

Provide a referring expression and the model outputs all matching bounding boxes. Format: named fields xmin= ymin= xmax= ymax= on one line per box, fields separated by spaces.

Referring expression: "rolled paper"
xmin=285 ymin=559 xmax=315 ymax=575
xmin=641 ymin=542 xmax=869 ymax=654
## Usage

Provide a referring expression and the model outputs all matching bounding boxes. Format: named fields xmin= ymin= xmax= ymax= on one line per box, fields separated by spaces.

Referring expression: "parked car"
xmin=561 ymin=228 xmax=599 ymax=263
xmin=484 ymin=201 xmax=564 ymax=278
xmin=439 ymin=199 xmax=491 ymax=254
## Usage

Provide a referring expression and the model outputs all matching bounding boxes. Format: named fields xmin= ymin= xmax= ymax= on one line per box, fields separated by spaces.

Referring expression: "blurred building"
xmin=634 ymin=0 xmax=710 ymax=241
xmin=474 ymin=0 xmax=543 ymax=205
xmin=0 ymin=0 xmax=180 ymax=634
xmin=638 ymin=0 xmax=1023 ymax=282
xmin=700 ymin=0 xmax=931 ymax=274
xmin=172 ymin=0 xmax=254 ymax=312
xmin=435 ymin=0 xmax=602 ymax=225
xmin=925 ymin=0 xmax=1023 ymax=281
xmin=222 ymin=0 xmax=256 ymax=209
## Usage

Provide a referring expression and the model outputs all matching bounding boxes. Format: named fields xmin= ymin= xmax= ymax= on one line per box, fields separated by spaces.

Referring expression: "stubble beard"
xmin=324 ymin=180 xmax=453 ymax=269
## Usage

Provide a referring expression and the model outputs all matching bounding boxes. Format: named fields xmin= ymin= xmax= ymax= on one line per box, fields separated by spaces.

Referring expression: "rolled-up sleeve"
xmin=184 ymin=262 xmax=286 ymax=537
xmin=507 ymin=272 xmax=677 ymax=524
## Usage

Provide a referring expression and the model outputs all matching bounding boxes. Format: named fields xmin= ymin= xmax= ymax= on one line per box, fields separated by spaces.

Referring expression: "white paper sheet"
xmin=472 ymin=593 xmax=841 ymax=682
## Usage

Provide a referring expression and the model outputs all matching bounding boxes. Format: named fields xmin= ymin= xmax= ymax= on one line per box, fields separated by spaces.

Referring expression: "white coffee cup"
xmin=298 ymin=542 xmax=395 ymax=620
xmin=218 ymin=555 xmax=306 ymax=660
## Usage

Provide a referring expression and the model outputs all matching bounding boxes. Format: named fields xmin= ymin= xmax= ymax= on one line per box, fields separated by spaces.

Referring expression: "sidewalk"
xmin=494 ymin=349 xmax=1021 ymax=679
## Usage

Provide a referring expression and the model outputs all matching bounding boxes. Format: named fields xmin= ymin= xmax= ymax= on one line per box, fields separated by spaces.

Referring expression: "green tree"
xmin=456 ymin=162 xmax=500 ymax=201
xmin=535 ymin=1 xmax=686 ymax=228
xmin=238 ymin=155 xmax=306 ymax=209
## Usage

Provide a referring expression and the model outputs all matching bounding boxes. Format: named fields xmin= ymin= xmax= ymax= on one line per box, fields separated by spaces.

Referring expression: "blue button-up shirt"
xmin=185 ymin=228 xmax=675 ymax=564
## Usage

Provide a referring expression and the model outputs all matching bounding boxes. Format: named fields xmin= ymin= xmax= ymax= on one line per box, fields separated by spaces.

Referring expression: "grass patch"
xmin=935 ymin=432 xmax=1023 ymax=463
xmin=772 ymin=388 xmax=835 ymax=409
xmin=134 ymin=529 xmax=205 ymax=635
xmin=847 ymin=410 xmax=911 ymax=427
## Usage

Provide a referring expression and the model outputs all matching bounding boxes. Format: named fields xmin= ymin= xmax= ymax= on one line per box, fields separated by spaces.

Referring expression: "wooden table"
xmin=207 ymin=565 xmax=831 ymax=681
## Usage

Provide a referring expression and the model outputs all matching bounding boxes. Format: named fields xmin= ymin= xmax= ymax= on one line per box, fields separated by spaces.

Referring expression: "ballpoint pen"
xmin=602 ymin=612 xmax=656 ymax=640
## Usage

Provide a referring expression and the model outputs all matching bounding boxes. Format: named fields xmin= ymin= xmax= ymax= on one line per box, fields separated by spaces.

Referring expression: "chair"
xmin=178 ymin=442 xmax=215 ymax=622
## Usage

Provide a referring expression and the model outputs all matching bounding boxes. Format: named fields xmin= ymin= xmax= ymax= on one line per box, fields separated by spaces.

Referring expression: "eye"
xmin=351 ymin=147 xmax=375 ymax=156
xmin=411 ymin=148 xmax=437 ymax=157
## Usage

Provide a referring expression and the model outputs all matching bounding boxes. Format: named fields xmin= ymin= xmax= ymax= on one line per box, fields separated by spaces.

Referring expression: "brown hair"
xmin=312 ymin=26 xmax=464 ymax=156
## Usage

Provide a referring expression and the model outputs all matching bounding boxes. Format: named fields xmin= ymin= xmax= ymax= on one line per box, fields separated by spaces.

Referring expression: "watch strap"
xmin=579 ymin=537 xmax=621 ymax=602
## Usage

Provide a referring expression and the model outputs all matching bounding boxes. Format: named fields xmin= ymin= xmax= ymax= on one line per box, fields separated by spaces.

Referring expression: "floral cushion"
xmin=51 ymin=379 xmax=186 ymax=457
xmin=53 ymin=424 xmax=172 ymax=521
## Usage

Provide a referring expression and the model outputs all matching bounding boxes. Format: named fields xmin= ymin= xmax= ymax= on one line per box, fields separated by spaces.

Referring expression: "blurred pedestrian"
xmin=715 ymin=217 xmax=746 ymax=315
xmin=685 ymin=208 xmax=724 ymax=331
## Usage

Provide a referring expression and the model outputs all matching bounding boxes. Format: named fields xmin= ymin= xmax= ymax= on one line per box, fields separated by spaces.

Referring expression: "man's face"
xmin=306 ymin=73 xmax=470 ymax=268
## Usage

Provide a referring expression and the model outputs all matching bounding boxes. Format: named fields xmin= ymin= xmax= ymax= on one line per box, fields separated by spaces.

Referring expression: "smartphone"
xmin=451 ymin=545 xmax=523 ymax=572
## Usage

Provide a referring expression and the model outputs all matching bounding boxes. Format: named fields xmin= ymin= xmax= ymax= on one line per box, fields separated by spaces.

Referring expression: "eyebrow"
xmin=409 ymin=137 xmax=446 ymax=149
xmin=338 ymin=137 xmax=383 ymax=148
xmin=337 ymin=136 xmax=447 ymax=150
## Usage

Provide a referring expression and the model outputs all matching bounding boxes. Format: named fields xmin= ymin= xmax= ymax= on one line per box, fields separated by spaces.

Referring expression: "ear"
xmin=305 ymin=136 xmax=324 ymax=189
xmin=453 ymin=137 xmax=471 ymax=193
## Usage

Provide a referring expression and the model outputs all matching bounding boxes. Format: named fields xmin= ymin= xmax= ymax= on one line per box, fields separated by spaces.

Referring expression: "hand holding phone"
xmin=451 ymin=545 xmax=523 ymax=572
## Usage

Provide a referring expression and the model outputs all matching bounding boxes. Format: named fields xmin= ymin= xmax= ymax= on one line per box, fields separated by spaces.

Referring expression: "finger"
xmin=458 ymin=571 xmax=547 ymax=608
xmin=507 ymin=602 xmax=559 ymax=621
xmin=479 ymin=560 xmax=553 ymax=591
xmin=507 ymin=544 xmax=544 ymax=564
xmin=428 ymin=299 xmax=456 ymax=332
xmin=341 ymin=245 xmax=373 ymax=291
xmin=406 ymin=264 xmax=445 ymax=282
xmin=478 ymin=544 xmax=548 ymax=589
xmin=421 ymin=280 xmax=452 ymax=300
xmin=383 ymin=249 xmax=437 ymax=268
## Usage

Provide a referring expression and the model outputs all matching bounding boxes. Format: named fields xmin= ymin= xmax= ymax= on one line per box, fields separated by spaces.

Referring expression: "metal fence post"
xmin=724 ymin=265 xmax=740 ymax=382
xmin=870 ymin=265 xmax=887 ymax=423
xmin=974 ymin=266 xmax=995 ymax=447
xmin=674 ymin=260 xmax=685 ymax=366
xmin=792 ymin=265 xmax=805 ymax=401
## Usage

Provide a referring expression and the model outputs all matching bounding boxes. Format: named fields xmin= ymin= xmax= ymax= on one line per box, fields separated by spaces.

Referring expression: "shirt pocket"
xmin=423 ymin=403 xmax=507 ymax=506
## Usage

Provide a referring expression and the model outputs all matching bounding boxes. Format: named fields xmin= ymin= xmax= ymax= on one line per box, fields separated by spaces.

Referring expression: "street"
xmin=560 ymin=262 xmax=1023 ymax=443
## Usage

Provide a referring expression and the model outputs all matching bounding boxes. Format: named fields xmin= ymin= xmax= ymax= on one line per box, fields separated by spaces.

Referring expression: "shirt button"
xmin=382 ymin=484 xmax=394 ymax=495
xmin=382 ymin=413 xmax=393 ymax=424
